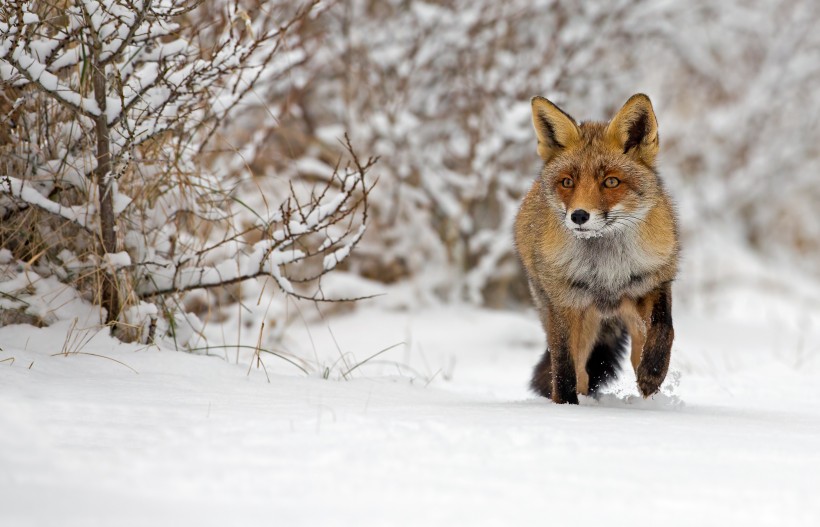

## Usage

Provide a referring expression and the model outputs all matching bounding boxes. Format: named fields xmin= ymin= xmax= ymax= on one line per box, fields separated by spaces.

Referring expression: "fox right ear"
xmin=531 ymin=96 xmax=581 ymax=162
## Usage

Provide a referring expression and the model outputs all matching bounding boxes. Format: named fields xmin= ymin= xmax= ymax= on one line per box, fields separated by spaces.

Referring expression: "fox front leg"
xmin=547 ymin=307 xmax=579 ymax=404
xmin=636 ymin=282 xmax=674 ymax=397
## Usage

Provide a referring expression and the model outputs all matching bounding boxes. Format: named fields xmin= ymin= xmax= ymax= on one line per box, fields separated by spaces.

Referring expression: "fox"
xmin=514 ymin=93 xmax=679 ymax=404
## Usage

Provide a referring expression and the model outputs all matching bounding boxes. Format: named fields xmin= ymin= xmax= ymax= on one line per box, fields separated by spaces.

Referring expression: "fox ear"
xmin=531 ymin=96 xmax=581 ymax=162
xmin=606 ymin=93 xmax=659 ymax=166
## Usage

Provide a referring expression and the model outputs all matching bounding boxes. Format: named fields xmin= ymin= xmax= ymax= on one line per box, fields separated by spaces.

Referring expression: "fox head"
xmin=531 ymin=94 xmax=661 ymax=239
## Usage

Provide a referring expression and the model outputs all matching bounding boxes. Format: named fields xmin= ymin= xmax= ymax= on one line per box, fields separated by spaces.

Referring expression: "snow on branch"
xmin=1 ymin=174 xmax=95 ymax=232
xmin=136 ymin=137 xmax=376 ymax=303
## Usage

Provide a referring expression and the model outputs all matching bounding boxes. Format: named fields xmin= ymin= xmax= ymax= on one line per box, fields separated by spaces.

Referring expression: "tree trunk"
xmin=92 ymin=53 xmax=120 ymax=326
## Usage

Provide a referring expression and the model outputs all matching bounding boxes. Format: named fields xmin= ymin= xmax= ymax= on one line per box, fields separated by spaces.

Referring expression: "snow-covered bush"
xmin=0 ymin=0 xmax=373 ymax=341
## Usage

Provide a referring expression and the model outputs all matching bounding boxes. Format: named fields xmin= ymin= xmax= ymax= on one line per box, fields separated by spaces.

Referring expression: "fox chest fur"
xmin=549 ymin=225 xmax=669 ymax=312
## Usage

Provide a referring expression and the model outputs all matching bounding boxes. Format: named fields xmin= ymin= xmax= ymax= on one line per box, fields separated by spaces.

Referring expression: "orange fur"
xmin=515 ymin=94 xmax=678 ymax=404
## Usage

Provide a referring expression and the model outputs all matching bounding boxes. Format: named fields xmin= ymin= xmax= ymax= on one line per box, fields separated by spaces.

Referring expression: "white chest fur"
xmin=554 ymin=229 xmax=666 ymax=305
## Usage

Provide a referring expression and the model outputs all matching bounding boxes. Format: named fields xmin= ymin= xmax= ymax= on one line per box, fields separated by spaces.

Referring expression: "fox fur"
xmin=514 ymin=93 xmax=679 ymax=404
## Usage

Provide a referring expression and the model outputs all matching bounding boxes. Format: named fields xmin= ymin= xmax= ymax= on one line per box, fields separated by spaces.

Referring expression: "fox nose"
xmin=570 ymin=209 xmax=590 ymax=225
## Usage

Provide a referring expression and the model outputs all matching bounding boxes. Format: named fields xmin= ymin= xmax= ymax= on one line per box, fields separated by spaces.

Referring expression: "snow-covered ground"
xmin=2 ymin=292 xmax=819 ymax=526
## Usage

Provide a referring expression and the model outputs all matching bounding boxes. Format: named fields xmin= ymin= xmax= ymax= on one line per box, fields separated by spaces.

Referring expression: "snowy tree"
xmin=0 ymin=0 xmax=373 ymax=340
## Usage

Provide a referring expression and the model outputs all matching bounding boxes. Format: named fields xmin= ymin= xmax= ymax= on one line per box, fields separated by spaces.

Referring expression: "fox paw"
xmin=551 ymin=390 xmax=579 ymax=405
xmin=636 ymin=364 xmax=665 ymax=398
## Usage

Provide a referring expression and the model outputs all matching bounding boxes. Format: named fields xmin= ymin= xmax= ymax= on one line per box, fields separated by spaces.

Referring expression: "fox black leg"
xmin=530 ymin=347 xmax=552 ymax=398
xmin=636 ymin=281 xmax=674 ymax=397
xmin=546 ymin=309 xmax=578 ymax=404
xmin=551 ymin=340 xmax=578 ymax=404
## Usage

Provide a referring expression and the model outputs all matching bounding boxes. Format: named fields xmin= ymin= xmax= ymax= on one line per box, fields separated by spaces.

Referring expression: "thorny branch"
xmin=139 ymin=135 xmax=376 ymax=302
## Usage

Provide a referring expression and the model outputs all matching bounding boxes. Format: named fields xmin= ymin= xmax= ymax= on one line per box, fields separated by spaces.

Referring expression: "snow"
xmin=2 ymin=298 xmax=819 ymax=526
xmin=322 ymin=225 xmax=366 ymax=271
xmin=1 ymin=44 xmax=101 ymax=115
xmin=136 ymin=243 xmax=305 ymax=297
xmin=48 ymin=46 xmax=83 ymax=71
xmin=36 ymin=154 xmax=95 ymax=192
xmin=0 ymin=268 xmax=99 ymax=325
xmin=295 ymin=156 xmax=337 ymax=179
xmin=102 ymin=251 xmax=132 ymax=270
xmin=2 ymin=175 xmax=94 ymax=228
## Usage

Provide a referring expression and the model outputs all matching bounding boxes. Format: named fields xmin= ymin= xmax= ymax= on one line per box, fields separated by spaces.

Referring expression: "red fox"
xmin=514 ymin=94 xmax=679 ymax=404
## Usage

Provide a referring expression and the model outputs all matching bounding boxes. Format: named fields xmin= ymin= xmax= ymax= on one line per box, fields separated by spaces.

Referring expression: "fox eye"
xmin=560 ymin=178 xmax=573 ymax=188
xmin=604 ymin=177 xmax=620 ymax=188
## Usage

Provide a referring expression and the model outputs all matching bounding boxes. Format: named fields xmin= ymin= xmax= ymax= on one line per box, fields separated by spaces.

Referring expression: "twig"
xmin=51 ymin=351 xmax=139 ymax=374
xmin=342 ymin=342 xmax=405 ymax=378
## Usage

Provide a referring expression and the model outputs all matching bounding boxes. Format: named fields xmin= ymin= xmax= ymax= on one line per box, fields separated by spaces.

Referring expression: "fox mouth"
xmin=570 ymin=226 xmax=604 ymax=239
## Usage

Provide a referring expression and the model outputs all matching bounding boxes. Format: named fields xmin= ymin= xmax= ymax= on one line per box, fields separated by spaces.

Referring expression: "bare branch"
xmin=135 ymin=140 xmax=375 ymax=301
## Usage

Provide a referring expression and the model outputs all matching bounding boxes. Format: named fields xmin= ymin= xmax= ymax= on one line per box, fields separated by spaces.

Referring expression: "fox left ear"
xmin=606 ymin=94 xmax=659 ymax=167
